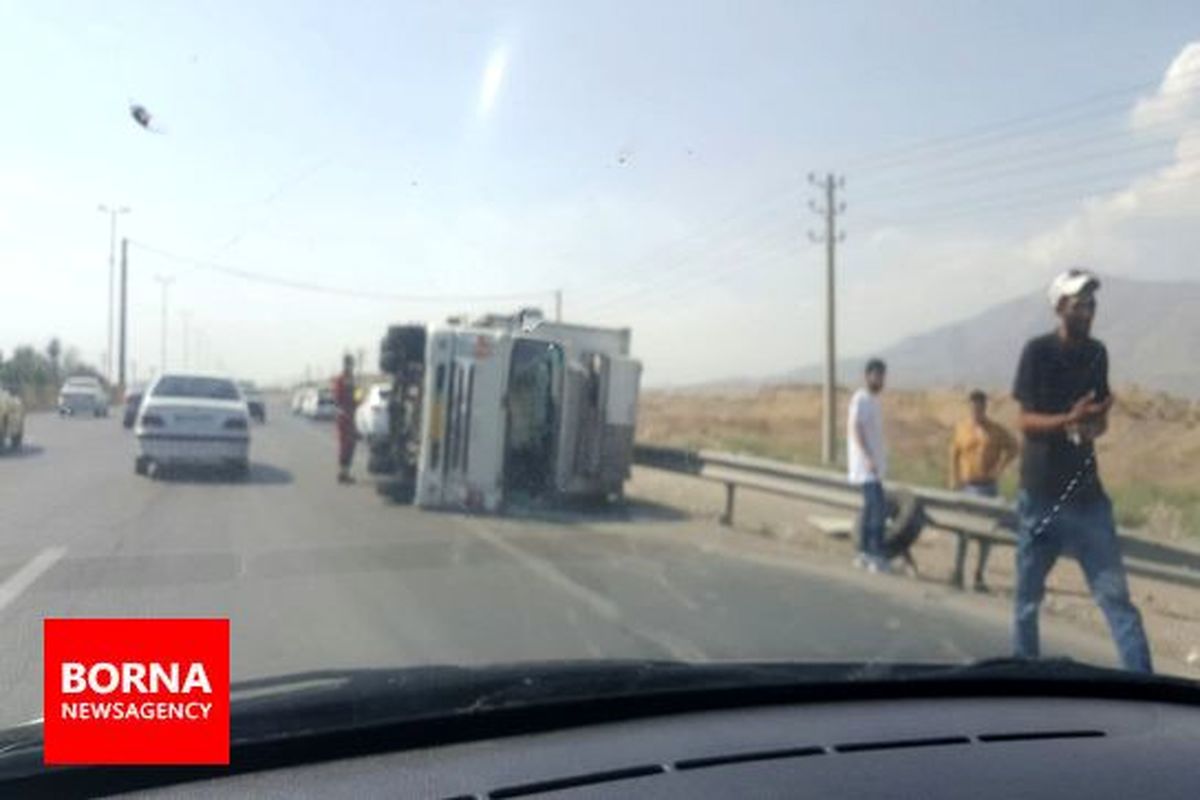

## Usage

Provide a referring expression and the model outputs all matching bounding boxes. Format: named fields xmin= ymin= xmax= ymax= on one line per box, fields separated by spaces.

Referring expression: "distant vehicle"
xmin=301 ymin=387 xmax=336 ymax=420
xmin=355 ymin=382 xmax=392 ymax=472
xmin=239 ymin=381 xmax=267 ymax=423
xmin=134 ymin=373 xmax=251 ymax=478
xmin=122 ymin=388 xmax=145 ymax=429
xmin=0 ymin=385 xmax=25 ymax=451
xmin=58 ymin=376 xmax=108 ymax=417
xmin=290 ymin=388 xmax=307 ymax=415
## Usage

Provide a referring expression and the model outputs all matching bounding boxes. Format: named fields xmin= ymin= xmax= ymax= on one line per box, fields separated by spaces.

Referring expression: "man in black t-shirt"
xmin=1010 ymin=269 xmax=1151 ymax=672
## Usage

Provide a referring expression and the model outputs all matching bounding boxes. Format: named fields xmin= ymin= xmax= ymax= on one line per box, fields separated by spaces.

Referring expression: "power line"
xmin=845 ymin=64 xmax=1200 ymax=172
xmin=128 ymin=241 xmax=555 ymax=305
xmin=576 ymin=214 xmax=797 ymax=315
xmin=581 ymin=222 xmax=799 ymax=317
xmin=854 ymin=113 xmax=1190 ymax=199
xmin=863 ymin=155 xmax=1200 ymax=227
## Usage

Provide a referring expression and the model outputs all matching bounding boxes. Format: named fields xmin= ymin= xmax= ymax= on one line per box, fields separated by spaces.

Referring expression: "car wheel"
xmin=135 ymin=456 xmax=149 ymax=476
xmin=10 ymin=432 xmax=22 ymax=450
xmin=229 ymin=460 xmax=250 ymax=481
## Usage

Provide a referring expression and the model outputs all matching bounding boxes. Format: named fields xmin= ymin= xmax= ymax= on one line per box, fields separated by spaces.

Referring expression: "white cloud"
xmin=1132 ymin=42 xmax=1200 ymax=130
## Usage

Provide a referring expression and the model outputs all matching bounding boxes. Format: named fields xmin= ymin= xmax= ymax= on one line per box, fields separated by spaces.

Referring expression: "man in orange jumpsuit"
xmin=333 ymin=354 xmax=357 ymax=484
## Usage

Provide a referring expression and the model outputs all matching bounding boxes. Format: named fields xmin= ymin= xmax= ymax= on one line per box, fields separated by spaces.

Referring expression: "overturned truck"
xmin=373 ymin=309 xmax=642 ymax=511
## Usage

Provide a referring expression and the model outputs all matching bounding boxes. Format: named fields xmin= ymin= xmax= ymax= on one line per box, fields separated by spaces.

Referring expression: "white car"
xmin=58 ymin=376 xmax=109 ymax=417
xmin=134 ymin=373 xmax=250 ymax=478
xmin=354 ymin=382 xmax=391 ymax=442
xmin=301 ymin=387 xmax=336 ymax=420
xmin=290 ymin=388 xmax=308 ymax=415
xmin=355 ymin=382 xmax=393 ymax=473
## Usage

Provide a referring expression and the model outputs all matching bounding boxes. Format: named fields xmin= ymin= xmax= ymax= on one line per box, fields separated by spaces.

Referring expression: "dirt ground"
xmin=625 ymin=466 xmax=1200 ymax=679
xmin=638 ymin=384 xmax=1200 ymax=538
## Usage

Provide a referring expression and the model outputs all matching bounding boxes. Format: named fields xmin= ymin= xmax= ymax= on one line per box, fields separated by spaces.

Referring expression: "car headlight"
xmin=140 ymin=414 xmax=165 ymax=428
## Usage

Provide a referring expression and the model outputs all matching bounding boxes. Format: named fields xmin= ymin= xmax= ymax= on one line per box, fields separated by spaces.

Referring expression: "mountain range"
xmin=783 ymin=275 xmax=1200 ymax=397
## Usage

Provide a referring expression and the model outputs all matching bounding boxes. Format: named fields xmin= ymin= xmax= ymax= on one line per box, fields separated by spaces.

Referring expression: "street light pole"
xmin=98 ymin=204 xmax=130 ymax=383
xmin=153 ymin=275 xmax=175 ymax=373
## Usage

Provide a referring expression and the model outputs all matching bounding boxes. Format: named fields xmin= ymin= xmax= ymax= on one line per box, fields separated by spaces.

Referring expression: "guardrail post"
xmin=720 ymin=483 xmax=736 ymax=526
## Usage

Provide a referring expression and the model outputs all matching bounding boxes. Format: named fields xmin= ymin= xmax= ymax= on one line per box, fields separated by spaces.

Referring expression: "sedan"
xmin=134 ymin=373 xmax=251 ymax=478
xmin=355 ymin=382 xmax=393 ymax=473
xmin=301 ymin=387 xmax=336 ymax=420
xmin=58 ymin=376 xmax=109 ymax=417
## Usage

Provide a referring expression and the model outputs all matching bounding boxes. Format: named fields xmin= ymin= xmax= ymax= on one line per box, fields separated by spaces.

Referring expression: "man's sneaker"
xmin=867 ymin=558 xmax=892 ymax=575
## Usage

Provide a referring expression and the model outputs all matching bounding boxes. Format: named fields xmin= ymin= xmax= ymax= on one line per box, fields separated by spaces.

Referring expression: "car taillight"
xmin=141 ymin=414 xmax=165 ymax=428
xmin=224 ymin=417 xmax=248 ymax=430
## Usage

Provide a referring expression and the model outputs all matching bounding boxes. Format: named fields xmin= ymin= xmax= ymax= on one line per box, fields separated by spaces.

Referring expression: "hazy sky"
xmin=2 ymin=1 xmax=1198 ymax=386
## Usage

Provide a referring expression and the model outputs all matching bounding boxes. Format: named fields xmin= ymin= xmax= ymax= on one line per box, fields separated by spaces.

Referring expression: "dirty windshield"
xmin=2 ymin=1 xmax=1200 ymax=745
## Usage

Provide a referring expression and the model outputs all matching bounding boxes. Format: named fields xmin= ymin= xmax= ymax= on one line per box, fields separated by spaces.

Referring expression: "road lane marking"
xmin=464 ymin=519 xmax=621 ymax=621
xmin=464 ymin=519 xmax=709 ymax=661
xmin=0 ymin=547 xmax=66 ymax=612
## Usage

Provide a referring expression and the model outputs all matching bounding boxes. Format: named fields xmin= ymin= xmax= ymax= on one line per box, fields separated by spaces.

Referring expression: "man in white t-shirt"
xmin=848 ymin=358 xmax=889 ymax=572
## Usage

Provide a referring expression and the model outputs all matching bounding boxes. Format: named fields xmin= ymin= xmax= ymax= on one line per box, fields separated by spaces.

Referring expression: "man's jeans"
xmin=1013 ymin=490 xmax=1153 ymax=673
xmin=858 ymin=481 xmax=886 ymax=563
xmin=963 ymin=482 xmax=998 ymax=587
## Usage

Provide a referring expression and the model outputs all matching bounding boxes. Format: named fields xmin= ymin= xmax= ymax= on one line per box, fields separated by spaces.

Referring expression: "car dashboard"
xmin=87 ymin=694 xmax=1200 ymax=799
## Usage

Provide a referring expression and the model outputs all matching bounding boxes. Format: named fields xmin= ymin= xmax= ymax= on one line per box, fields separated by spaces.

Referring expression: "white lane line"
xmin=464 ymin=519 xmax=709 ymax=661
xmin=463 ymin=519 xmax=621 ymax=621
xmin=0 ymin=547 xmax=66 ymax=613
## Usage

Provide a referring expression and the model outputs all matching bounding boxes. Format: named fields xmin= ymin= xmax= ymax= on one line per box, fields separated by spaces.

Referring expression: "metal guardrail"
xmin=635 ymin=445 xmax=1012 ymax=524
xmin=633 ymin=444 xmax=1200 ymax=592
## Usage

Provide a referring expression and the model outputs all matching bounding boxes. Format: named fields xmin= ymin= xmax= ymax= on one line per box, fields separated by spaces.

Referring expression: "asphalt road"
xmin=0 ymin=403 xmax=1107 ymax=728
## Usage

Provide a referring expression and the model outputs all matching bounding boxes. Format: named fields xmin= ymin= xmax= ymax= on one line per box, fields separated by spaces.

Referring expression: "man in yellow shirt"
xmin=949 ymin=390 xmax=1019 ymax=590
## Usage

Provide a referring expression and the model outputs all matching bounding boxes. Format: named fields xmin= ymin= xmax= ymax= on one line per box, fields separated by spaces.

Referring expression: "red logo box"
xmin=44 ymin=619 xmax=230 ymax=765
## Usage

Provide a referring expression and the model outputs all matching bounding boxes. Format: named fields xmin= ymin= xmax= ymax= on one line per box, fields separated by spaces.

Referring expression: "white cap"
xmin=1048 ymin=268 xmax=1100 ymax=308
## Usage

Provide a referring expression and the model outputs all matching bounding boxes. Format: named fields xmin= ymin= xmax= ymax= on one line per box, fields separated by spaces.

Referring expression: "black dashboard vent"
xmin=834 ymin=735 xmax=971 ymax=753
xmin=488 ymin=764 xmax=666 ymax=798
xmin=978 ymin=729 xmax=1105 ymax=743
xmin=675 ymin=745 xmax=826 ymax=770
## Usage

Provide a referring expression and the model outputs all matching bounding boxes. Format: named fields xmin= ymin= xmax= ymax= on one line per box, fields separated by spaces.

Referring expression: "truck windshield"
xmin=505 ymin=341 xmax=563 ymax=498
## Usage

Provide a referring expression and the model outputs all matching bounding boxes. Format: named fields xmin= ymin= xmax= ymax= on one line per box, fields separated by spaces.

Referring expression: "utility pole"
xmin=554 ymin=289 xmax=563 ymax=322
xmin=153 ymin=275 xmax=175 ymax=373
xmin=118 ymin=238 xmax=129 ymax=394
xmin=807 ymin=173 xmax=846 ymax=466
xmin=99 ymin=204 xmax=130 ymax=383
